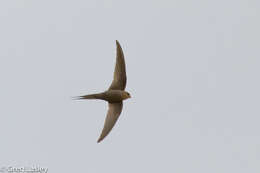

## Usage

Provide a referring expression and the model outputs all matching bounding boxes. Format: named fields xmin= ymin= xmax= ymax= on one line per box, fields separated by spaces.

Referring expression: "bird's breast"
xmin=103 ymin=90 xmax=124 ymax=103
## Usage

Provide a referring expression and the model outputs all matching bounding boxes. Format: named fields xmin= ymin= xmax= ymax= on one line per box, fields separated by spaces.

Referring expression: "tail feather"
xmin=73 ymin=93 xmax=103 ymax=100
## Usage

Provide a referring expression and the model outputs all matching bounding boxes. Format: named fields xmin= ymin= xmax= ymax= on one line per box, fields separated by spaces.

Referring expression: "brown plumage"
xmin=75 ymin=40 xmax=131 ymax=143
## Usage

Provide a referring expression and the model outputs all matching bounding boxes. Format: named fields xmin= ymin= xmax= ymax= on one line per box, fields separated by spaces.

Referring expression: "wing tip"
xmin=97 ymin=137 xmax=103 ymax=143
xmin=116 ymin=40 xmax=120 ymax=46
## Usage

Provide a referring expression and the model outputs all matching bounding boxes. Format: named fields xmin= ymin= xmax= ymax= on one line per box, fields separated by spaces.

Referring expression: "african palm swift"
xmin=75 ymin=40 xmax=131 ymax=143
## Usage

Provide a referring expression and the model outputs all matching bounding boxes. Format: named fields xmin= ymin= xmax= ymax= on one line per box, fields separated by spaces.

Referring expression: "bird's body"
xmin=77 ymin=90 xmax=130 ymax=103
xmin=75 ymin=40 xmax=131 ymax=143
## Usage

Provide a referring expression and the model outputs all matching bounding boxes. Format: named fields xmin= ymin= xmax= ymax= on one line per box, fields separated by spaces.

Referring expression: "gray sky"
xmin=0 ymin=0 xmax=260 ymax=172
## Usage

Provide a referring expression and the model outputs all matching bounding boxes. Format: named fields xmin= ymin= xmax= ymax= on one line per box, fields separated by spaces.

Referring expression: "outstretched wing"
xmin=97 ymin=102 xmax=123 ymax=143
xmin=108 ymin=40 xmax=127 ymax=90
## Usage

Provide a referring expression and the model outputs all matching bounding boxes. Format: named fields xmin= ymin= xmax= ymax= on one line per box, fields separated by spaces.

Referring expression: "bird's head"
xmin=122 ymin=91 xmax=131 ymax=100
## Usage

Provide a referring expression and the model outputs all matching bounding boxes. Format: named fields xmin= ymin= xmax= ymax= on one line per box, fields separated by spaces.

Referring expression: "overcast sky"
xmin=0 ymin=0 xmax=260 ymax=172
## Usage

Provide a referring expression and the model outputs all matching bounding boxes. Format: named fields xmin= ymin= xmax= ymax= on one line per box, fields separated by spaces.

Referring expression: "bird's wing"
xmin=97 ymin=102 xmax=123 ymax=143
xmin=108 ymin=40 xmax=127 ymax=90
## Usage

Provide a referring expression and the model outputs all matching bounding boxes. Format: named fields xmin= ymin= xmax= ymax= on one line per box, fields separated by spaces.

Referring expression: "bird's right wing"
xmin=97 ymin=102 xmax=123 ymax=143
xmin=108 ymin=40 xmax=127 ymax=90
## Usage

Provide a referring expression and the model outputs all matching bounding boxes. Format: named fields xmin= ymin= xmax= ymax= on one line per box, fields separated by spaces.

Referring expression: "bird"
xmin=75 ymin=40 xmax=131 ymax=143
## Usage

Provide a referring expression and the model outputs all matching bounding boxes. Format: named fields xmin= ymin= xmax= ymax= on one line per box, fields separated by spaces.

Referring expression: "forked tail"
xmin=72 ymin=93 xmax=104 ymax=100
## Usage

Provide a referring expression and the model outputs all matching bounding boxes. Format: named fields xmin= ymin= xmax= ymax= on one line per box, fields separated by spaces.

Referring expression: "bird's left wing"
xmin=108 ymin=40 xmax=127 ymax=90
xmin=97 ymin=102 xmax=123 ymax=143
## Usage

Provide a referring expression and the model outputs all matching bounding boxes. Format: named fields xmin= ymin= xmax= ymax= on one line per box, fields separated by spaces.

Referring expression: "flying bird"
xmin=75 ymin=40 xmax=131 ymax=143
